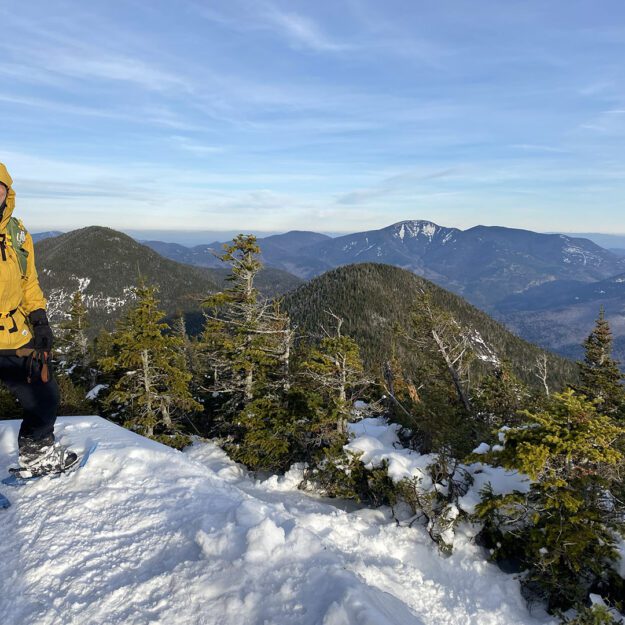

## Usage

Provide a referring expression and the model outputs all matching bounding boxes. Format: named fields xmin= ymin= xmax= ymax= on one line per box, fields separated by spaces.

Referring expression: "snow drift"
xmin=0 ymin=416 xmax=555 ymax=625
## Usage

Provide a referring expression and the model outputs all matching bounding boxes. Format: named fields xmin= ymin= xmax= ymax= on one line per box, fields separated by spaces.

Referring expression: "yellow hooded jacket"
xmin=0 ymin=163 xmax=47 ymax=350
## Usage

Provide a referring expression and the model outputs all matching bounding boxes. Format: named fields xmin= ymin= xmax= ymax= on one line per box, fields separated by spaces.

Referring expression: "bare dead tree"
xmin=534 ymin=353 xmax=550 ymax=397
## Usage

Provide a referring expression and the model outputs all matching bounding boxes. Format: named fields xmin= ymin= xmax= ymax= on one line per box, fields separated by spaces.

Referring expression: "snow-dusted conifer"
xmin=58 ymin=290 xmax=95 ymax=386
xmin=477 ymin=390 xmax=625 ymax=610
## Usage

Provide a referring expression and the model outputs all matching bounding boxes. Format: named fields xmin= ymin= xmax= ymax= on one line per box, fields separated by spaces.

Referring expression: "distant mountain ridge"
xmin=142 ymin=219 xmax=625 ymax=364
xmin=35 ymin=227 xmax=303 ymax=333
xmin=496 ymin=271 xmax=625 ymax=362
xmin=34 ymin=222 xmax=625 ymax=366
xmin=145 ymin=219 xmax=625 ymax=309
xmin=32 ymin=231 xmax=64 ymax=243
xmin=142 ymin=230 xmax=332 ymax=274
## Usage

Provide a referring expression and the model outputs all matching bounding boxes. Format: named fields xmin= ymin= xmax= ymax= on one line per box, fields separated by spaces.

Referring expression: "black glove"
xmin=28 ymin=309 xmax=54 ymax=352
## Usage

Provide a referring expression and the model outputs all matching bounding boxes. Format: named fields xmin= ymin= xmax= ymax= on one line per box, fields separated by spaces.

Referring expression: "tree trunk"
xmin=431 ymin=329 xmax=472 ymax=413
xmin=141 ymin=349 xmax=155 ymax=434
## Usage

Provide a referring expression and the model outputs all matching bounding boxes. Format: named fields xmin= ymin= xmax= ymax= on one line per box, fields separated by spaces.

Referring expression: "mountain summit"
xmin=145 ymin=220 xmax=624 ymax=310
xmin=0 ymin=416 xmax=556 ymax=625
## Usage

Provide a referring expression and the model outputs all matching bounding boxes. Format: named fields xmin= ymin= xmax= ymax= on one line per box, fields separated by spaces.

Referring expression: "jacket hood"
xmin=0 ymin=163 xmax=16 ymax=229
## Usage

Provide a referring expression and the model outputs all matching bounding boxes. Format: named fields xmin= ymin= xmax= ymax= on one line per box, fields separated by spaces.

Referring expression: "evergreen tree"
xmin=201 ymin=234 xmax=292 ymax=428
xmin=58 ymin=290 xmax=95 ymax=387
xmin=405 ymin=292 xmax=477 ymax=454
xmin=410 ymin=292 xmax=474 ymax=414
xmin=476 ymin=390 xmax=625 ymax=610
xmin=300 ymin=311 xmax=371 ymax=439
xmin=471 ymin=363 xmax=530 ymax=433
xmin=578 ymin=309 xmax=625 ymax=418
xmin=100 ymin=282 xmax=201 ymax=447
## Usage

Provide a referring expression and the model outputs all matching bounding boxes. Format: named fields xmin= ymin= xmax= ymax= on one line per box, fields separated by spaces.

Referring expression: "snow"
xmin=345 ymin=418 xmax=530 ymax=515
xmin=0 ymin=416 xmax=552 ymax=625
xmin=473 ymin=442 xmax=491 ymax=455
xmin=85 ymin=384 xmax=108 ymax=400
xmin=393 ymin=221 xmax=439 ymax=242
xmin=77 ymin=277 xmax=91 ymax=292
xmin=468 ymin=330 xmax=500 ymax=366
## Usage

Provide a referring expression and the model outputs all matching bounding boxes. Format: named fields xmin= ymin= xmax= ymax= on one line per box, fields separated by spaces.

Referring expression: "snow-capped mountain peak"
xmin=391 ymin=220 xmax=442 ymax=242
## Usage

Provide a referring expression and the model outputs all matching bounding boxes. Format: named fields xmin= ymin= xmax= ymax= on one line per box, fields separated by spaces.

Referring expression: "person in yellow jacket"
xmin=0 ymin=163 xmax=76 ymax=477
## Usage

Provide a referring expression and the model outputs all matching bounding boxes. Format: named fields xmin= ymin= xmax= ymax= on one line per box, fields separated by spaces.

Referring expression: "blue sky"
xmin=2 ymin=0 xmax=625 ymax=235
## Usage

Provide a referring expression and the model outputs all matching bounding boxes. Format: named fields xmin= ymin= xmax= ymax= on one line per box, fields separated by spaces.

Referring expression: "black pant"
xmin=0 ymin=353 xmax=59 ymax=444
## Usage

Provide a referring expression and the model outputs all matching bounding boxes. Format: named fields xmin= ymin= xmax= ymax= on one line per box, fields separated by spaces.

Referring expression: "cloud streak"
xmin=262 ymin=7 xmax=351 ymax=52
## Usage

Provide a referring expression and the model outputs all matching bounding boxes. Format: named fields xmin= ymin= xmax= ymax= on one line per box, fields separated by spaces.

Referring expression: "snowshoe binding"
xmin=10 ymin=437 xmax=79 ymax=480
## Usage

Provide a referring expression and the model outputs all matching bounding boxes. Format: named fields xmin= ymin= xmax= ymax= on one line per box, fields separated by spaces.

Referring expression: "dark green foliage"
xmin=471 ymin=363 xmax=531 ymax=437
xmin=198 ymin=235 xmax=309 ymax=470
xmin=55 ymin=374 xmax=92 ymax=415
xmin=577 ymin=309 xmax=625 ymax=418
xmin=100 ymin=282 xmax=201 ymax=445
xmin=475 ymin=390 xmax=625 ymax=611
xmin=200 ymin=234 xmax=292 ymax=430
xmin=303 ymin=445 xmax=397 ymax=507
xmin=226 ymin=396 xmax=298 ymax=472
xmin=0 ymin=384 xmax=23 ymax=420
xmin=282 ymin=263 xmax=577 ymax=393
xmin=56 ymin=290 xmax=96 ymax=388
xmin=399 ymin=293 xmax=478 ymax=455
xmin=299 ymin=313 xmax=371 ymax=438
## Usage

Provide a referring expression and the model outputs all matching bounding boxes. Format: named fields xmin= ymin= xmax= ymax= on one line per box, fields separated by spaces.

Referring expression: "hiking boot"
xmin=18 ymin=436 xmax=78 ymax=477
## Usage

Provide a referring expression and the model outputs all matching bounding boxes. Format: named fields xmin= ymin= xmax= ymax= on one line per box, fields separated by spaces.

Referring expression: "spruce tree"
xmin=100 ymin=282 xmax=201 ymax=447
xmin=300 ymin=312 xmax=370 ymax=439
xmin=578 ymin=309 xmax=625 ymax=419
xmin=58 ymin=290 xmax=95 ymax=387
xmin=201 ymin=234 xmax=292 ymax=426
xmin=407 ymin=292 xmax=476 ymax=453
xmin=476 ymin=390 xmax=625 ymax=610
xmin=471 ymin=363 xmax=530 ymax=433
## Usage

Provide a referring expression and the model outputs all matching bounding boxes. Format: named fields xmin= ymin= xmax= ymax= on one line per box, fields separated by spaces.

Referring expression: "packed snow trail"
xmin=0 ymin=417 xmax=554 ymax=625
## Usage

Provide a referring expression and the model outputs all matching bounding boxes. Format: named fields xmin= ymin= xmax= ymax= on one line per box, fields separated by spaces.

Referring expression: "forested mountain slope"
xmin=35 ymin=227 xmax=302 ymax=331
xmin=282 ymin=263 xmax=577 ymax=390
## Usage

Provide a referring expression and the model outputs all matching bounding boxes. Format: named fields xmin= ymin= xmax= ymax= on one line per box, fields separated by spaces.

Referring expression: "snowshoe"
xmin=11 ymin=438 xmax=79 ymax=480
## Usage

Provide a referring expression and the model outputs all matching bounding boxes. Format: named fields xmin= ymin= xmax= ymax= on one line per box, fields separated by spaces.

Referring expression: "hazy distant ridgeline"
xmin=140 ymin=219 xmax=625 ymax=363
xmin=32 ymin=221 xmax=625 ymax=366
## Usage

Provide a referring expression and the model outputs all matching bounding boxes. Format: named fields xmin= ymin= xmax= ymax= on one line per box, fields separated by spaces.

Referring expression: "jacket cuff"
xmin=28 ymin=308 xmax=49 ymax=327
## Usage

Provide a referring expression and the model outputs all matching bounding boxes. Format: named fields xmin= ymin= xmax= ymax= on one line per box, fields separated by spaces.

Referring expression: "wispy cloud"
xmin=510 ymin=144 xmax=569 ymax=153
xmin=194 ymin=1 xmax=351 ymax=54
xmin=5 ymin=0 xmax=625 ymax=233
xmin=0 ymin=94 xmax=128 ymax=120
xmin=337 ymin=168 xmax=457 ymax=205
xmin=262 ymin=7 xmax=351 ymax=52
xmin=50 ymin=53 xmax=192 ymax=92
xmin=169 ymin=136 xmax=224 ymax=156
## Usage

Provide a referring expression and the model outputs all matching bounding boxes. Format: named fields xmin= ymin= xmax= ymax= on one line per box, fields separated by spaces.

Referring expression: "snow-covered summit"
xmin=0 ymin=417 xmax=553 ymax=625
xmin=388 ymin=220 xmax=458 ymax=244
